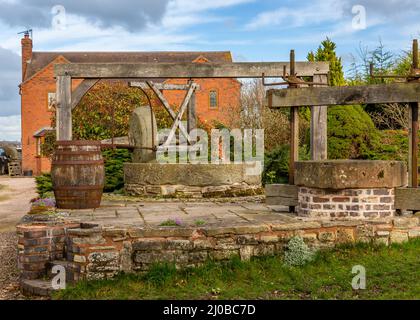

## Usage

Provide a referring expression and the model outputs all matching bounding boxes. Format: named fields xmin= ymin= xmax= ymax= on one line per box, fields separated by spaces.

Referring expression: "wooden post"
xmin=408 ymin=106 xmax=413 ymax=187
xmin=56 ymin=75 xmax=72 ymax=141
xmin=311 ymin=74 xmax=328 ymax=160
xmin=409 ymin=39 xmax=419 ymax=188
xmin=410 ymin=102 xmax=419 ymax=187
xmin=289 ymin=50 xmax=299 ymax=186
xmin=187 ymin=81 xmax=197 ymax=133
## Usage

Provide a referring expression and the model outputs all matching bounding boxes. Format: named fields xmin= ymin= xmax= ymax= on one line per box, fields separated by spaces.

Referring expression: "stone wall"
xmin=17 ymin=217 xmax=420 ymax=283
xmin=298 ymin=187 xmax=395 ymax=219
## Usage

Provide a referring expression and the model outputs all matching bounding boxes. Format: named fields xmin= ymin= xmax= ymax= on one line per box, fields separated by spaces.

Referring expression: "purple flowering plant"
xmin=30 ymin=197 xmax=56 ymax=208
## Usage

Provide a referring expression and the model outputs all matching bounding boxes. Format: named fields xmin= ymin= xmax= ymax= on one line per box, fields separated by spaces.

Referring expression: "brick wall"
xmin=298 ymin=187 xmax=396 ymax=219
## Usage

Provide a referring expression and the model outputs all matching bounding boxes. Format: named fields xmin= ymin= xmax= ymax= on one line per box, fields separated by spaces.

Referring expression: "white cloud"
xmin=245 ymin=0 xmax=345 ymax=30
xmin=0 ymin=115 xmax=20 ymax=141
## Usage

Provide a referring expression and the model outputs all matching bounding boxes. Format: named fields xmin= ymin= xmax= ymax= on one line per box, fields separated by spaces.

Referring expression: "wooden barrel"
xmin=51 ymin=141 xmax=105 ymax=209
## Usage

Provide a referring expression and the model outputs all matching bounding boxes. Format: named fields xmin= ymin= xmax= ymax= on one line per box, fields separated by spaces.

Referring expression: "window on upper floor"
xmin=209 ymin=90 xmax=218 ymax=109
xmin=47 ymin=92 xmax=56 ymax=111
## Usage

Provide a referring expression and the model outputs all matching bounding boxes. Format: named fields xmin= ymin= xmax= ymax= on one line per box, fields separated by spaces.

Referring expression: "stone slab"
xmin=124 ymin=163 xmax=261 ymax=187
xmin=295 ymin=160 xmax=407 ymax=189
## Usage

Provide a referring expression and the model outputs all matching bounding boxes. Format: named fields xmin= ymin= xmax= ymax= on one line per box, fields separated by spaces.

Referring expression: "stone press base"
xmin=298 ymin=187 xmax=395 ymax=219
xmin=124 ymin=163 xmax=262 ymax=198
xmin=295 ymin=160 xmax=407 ymax=219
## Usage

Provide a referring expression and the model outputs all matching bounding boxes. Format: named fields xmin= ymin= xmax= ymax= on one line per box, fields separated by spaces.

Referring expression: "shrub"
xmin=35 ymin=173 xmax=53 ymax=198
xmin=262 ymin=144 xmax=310 ymax=185
xmin=102 ymin=149 xmax=132 ymax=192
xmin=284 ymin=236 xmax=314 ymax=267
xmin=328 ymin=105 xmax=380 ymax=159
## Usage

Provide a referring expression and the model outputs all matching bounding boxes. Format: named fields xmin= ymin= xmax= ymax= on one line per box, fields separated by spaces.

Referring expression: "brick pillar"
xmin=21 ymin=34 xmax=33 ymax=81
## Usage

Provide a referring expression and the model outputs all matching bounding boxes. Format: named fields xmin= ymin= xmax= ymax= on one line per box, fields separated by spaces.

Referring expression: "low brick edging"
xmin=17 ymin=221 xmax=80 ymax=281
xmin=16 ymin=216 xmax=420 ymax=283
xmin=298 ymin=187 xmax=396 ymax=219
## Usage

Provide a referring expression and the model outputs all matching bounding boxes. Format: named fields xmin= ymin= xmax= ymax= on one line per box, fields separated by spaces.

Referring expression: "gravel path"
xmin=0 ymin=177 xmax=38 ymax=299
xmin=0 ymin=177 xmax=37 ymax=232
xmin=0 ymin=232 xmax=24 ymax=300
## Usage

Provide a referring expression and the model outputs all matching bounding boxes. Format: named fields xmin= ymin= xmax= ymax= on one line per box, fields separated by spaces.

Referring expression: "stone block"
xmin=295 ymin=160 xmax=406 ymax=189
xmin=390 ymin=231 xmax=409 ymax=244
xmin=336 ymin=229 xmax=355 ymax=243
xmin=318 ymin=231 xmax=336 ymax=242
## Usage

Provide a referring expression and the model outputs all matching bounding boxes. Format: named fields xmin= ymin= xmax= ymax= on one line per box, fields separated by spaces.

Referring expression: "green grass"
xmin=54 ymin=239 xmax=420 ymax=300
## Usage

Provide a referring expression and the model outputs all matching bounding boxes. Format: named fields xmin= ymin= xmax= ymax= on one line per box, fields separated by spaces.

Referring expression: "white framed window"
xmin=209 ymin=90 xmax=218 ymax=109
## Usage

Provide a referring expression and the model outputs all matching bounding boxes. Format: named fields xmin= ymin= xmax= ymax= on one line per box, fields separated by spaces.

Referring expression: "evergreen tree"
xmin=307 ymin=37 xmax=345 ymax=86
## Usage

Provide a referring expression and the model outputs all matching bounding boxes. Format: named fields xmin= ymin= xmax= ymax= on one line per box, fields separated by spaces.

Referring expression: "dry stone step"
xmin=20 ymin=279 xmax=56 ymax=297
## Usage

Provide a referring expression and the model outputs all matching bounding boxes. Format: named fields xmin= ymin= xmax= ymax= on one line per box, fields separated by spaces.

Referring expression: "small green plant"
xmin=284 ymin=236 xmax=314 ymax=267
xmin=159 ymin=218 xmax=183 ymax=227
xmin=194 ymin=219 xmax=206 ymax=226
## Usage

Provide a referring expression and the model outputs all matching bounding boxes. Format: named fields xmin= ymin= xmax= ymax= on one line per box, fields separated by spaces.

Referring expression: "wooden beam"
xmin=145 ymin=81 xmax=194 ymax=145
xmin=265 ymin=184 xmax=299 ymax=207
xmin=71 ymin=79 xmax=99 ymax=110
xmin=268 ymin=83 xmax=420 ymax=107
xmin=162 ymin=83 xmax=197 ymax=147
xmin=56 ymin=75 xmax=72 ymax=141
xmin=310 ymin=74 xmax=328 ymax=160
xmin=129 ymin=82 xmax=200 ymax=90
xmin=55 ymin=62 xmax=329 ymax=79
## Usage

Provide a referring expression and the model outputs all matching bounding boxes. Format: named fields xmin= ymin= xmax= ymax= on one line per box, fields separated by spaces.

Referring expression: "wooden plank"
xmin=395 ymin=187 xmax=420 ymax=211
xmin=265 ymin=184 xmax=298 ymax=197
xmin=71 ymin=79 xmax=99 ymax=110
xmin=56 ymin=75 xmax=72 ymax=141
xmin=187 ymin=81 xmax=197 ymax=133
xmin=162 ymin=83 xmax=197 ymax=147
xmin=266 ymin=197 xmax=299 ymax=206
xmin=266 ymin=183 xmax=299 ymax=207
xmin=146 ymin=81 xmax=193 ymax=145
xmin=129 ymin=82 xmax=200 ymax=90
xmin=310 ymin=74 xmax=328 ymax=160
xmin=55 ymin=62 xmax=329 ymax=79
xmin=268 ymin=82 xmax=420 ymax=107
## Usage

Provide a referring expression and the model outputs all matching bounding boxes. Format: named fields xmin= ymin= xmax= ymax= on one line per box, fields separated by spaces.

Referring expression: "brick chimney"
xmin=21 ymin=33 xmax=33 ymax=81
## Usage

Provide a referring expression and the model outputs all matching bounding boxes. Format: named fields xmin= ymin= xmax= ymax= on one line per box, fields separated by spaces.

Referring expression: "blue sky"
xmin=0 ymin=0 xmax=419 ymax=140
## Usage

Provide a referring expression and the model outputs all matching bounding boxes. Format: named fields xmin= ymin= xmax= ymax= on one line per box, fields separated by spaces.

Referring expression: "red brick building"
xmin=20 ymin=35 xmax=241 ymax=175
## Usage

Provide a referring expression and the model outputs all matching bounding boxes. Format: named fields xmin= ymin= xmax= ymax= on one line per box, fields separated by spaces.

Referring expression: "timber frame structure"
xmin=267 ymin=40 xmax=420 ymax=212
xmin=54 ymin=60 xmax=330 ymax=160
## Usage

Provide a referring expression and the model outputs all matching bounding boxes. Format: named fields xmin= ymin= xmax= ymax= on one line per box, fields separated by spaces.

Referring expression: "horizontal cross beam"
xmin=268 ymin=82 xmax=420 ymax=107
xmin=129 ymin=82 xmax=201 ymax=90
xmin=55 ymin=62 xmax=329 ymax=79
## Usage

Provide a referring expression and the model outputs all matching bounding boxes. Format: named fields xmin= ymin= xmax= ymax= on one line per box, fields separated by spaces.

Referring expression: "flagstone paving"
xmin=60 ymin=200 xmax=296 ymax=229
